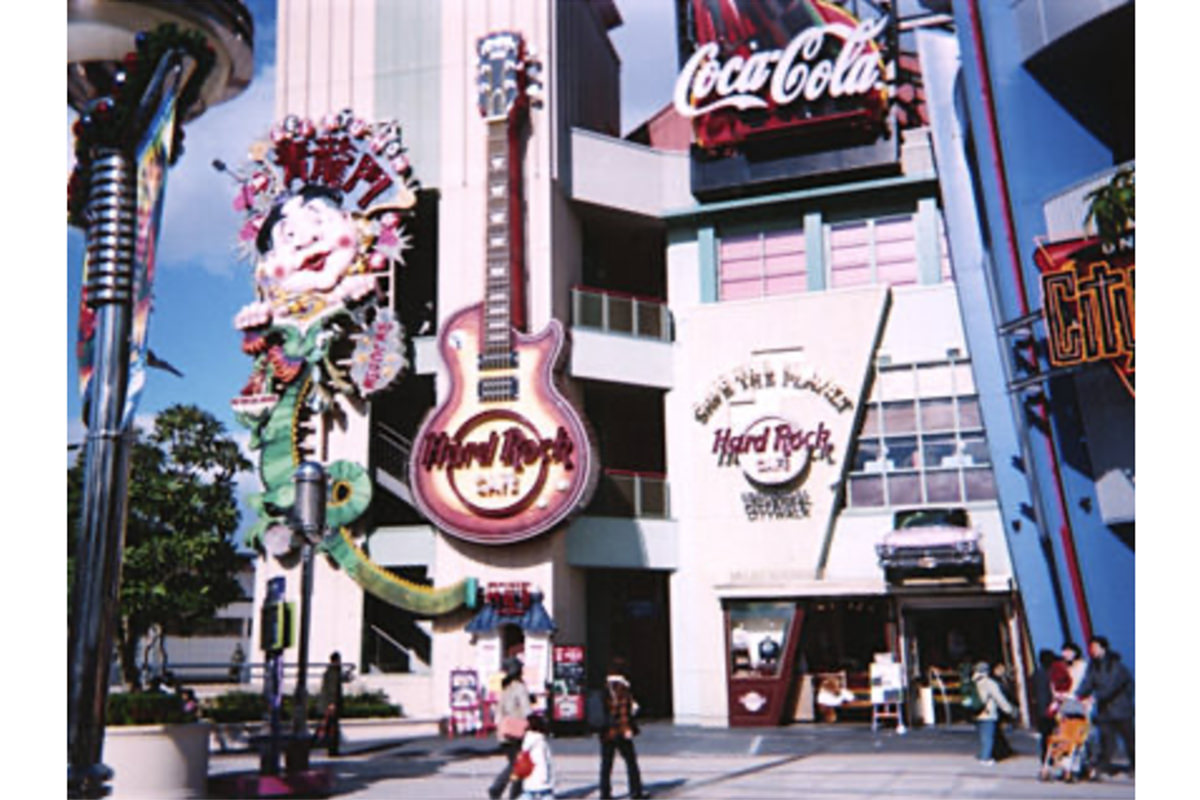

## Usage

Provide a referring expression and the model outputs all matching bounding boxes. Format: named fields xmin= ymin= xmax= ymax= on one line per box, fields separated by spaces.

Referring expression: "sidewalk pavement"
xmin=209 ymin=721 xmax=1136 ymax=799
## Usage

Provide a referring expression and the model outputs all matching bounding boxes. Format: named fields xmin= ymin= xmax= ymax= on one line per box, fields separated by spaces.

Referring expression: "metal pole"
xmin=289 ymin=462 xmax=326 ymax=770
xmin=68 ymin=149 xmax=137 ymax=800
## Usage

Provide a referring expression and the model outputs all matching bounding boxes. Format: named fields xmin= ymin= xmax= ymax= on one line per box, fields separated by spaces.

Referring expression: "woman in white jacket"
xmin=516 ymin=714 xmax=555 ymax=799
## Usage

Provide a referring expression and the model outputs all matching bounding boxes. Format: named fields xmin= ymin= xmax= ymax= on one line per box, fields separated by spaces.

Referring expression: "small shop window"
xmin=922 ymin=433 xmax=958 ymax=468
xmin=851 ymin=437 xmax=883 ymax=472
xmin=729 ymin=601 xmax=795 ymax=679
xmin=919 ymin=397 xmax=956 ymax=432
xmin=881 ymin=400 xmax=917 ymax=434
xmin=964 ymin=468 xmax=998 ymax=501
xmin=882 ymin=436 xmax=919 ymax=470
xmin=886 ymin=473 xmax=922 ymax=506
xmin=923 ymin=469 xmax=962 ymax=503
xmin=959 ymin=396 xmax=983 ymax=430
xmin=848 ymin=474 xmax=885 ymax=507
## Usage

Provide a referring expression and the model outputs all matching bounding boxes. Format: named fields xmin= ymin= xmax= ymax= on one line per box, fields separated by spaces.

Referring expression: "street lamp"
xmin=66 ymin=3 xmax=252 ymax=797
xmin=287 ymin=461 xmax=327 ymax=772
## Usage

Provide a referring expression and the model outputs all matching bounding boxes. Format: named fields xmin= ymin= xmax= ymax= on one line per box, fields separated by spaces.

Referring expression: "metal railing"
xmin=124 ymin=660 xmax=355 ymax=686
xmin=587 ymin=469 xmax=670 ymax=519
xmin=374 ymin=420 xmax=414 ymax=483
xmin=571 ymin=286 xmax=672 ymax=342
xmin=363 ymin=623 xmax=430 ymax=675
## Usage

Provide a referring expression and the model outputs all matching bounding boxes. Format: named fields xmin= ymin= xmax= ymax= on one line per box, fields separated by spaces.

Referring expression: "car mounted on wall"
xmin=875 ymin=507 xmax=984 ymax=584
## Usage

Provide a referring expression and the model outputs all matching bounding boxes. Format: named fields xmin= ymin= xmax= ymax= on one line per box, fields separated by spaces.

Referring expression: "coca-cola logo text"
xmin=674 ymin=18 xmax=888 ymax=120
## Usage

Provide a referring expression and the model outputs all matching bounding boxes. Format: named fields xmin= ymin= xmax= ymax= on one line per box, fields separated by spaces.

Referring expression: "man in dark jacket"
xmin=317 ymin=652 xmax=345 ymax=755
xmin=1076 ymin=635 xmax=1134 ymax=776
xmin=598 ymin=657 xmax=648 ymax=799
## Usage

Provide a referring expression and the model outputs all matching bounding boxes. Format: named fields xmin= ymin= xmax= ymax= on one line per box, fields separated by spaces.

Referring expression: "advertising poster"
xmin=551 ymin=645 xmax=586 ymax=722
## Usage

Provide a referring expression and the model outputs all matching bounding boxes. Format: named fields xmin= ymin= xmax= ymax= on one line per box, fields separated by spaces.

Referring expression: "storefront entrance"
xmin=586 ymin=569 xmax=673 ymax=718
xmin=899 ymin=595 xmax=1023 ymax=725
xmin=753 ymin=593 xmax=1023 ymax=725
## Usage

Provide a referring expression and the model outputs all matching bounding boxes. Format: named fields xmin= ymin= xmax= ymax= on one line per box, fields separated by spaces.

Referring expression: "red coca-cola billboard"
xmin=674 ymin=0 xmax=892 ymax=152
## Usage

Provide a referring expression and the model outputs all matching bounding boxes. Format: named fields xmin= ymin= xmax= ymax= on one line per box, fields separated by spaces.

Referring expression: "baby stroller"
xmin=1039 ymin=700 xmax=1091 ymax=782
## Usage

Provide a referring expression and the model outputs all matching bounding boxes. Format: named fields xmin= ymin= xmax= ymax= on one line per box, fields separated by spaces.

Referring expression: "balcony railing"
xmin=587 ymin=469 xmax=670 ymax=519
xmin=374 ymin=420 xmax=414 ymax=484
xmin=572 ymin=286 xmax=672 ymax=342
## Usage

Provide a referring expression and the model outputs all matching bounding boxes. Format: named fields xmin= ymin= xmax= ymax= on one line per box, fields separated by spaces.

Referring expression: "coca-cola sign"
xmin=675 ymin=0 xmax=891 ymax=151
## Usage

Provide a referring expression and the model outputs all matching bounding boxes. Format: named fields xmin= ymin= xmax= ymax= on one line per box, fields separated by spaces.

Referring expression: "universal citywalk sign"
xmin=673 ymin=0 xmax=891 ymax=151
xmin=1034 ymin=233 xmax=1135 ymax=396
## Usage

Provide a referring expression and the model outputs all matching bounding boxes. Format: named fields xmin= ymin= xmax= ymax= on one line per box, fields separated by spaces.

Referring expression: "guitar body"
xmin=409 ymin=303 xmax=595 ymax=544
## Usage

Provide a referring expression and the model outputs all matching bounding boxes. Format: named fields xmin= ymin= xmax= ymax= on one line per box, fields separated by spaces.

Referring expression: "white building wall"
xmin=276 ymin=0 xmax=376 ymax=120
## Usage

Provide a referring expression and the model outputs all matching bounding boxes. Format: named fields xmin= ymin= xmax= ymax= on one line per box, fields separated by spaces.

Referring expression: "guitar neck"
xmin=481 ymin=119 xmax=525 ymax=371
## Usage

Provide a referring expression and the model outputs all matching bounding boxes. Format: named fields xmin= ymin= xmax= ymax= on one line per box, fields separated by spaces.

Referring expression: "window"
xmin=827 ymin=215 xmax=918 ymax=288
xmin=719 ymin=227 xmax=807 ymax=301
xmin=847 ymin=359 xmax=998 ymax=508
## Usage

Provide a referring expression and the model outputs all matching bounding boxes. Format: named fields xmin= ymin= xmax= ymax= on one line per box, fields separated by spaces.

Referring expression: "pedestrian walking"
xmin=1077 ymin=635 xmax=1134 ymax=777
xmin=598 ymin=657 xmax=649 ymax=799
xmin=314 ymin=651 xmax=344 ymax=756
xmin=513 ymin=713 xmax=555 ymax=799
xmin=229 ymin=642 xmax=247 ymax=683
xmin=489 ymin=656 xmax=531 ymax=800
xmin=990 ymin=662 xmax=1015 ymax=760
xmin=970 ymin=661 xmax=1015 ymax=766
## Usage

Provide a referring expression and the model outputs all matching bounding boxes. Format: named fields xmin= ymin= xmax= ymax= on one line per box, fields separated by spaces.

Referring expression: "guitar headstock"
xmin=476 ymin=31 xmax=543 ymax=122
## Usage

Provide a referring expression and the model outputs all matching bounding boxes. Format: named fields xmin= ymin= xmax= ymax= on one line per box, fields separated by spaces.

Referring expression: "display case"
xmin=725 ymin=600 xmax=805 ymax=726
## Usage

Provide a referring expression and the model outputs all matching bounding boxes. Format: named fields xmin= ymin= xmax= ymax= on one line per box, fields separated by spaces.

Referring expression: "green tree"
xmin=68 ymin=404 xmax=252 ymax=690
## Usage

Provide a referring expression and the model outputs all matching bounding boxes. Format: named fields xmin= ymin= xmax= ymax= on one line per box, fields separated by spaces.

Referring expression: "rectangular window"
xmin=719 ymin=228 xmax=807 ymax=301
xmin=847 ymin=359 xmax=998 ymax=508
xmin=827 ymin=215 xmax=919 ymax=289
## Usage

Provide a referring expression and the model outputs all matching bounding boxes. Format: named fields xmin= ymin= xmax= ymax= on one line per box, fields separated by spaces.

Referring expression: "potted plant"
xmin=103 ymin=690 xmax=211 ymax=799
xmin=1083 ymin=166 xmax=1134 ymax=247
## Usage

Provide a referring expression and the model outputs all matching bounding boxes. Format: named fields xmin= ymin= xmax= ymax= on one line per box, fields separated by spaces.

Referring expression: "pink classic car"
xmin=875 ymin=507 xmax=983 ymax=584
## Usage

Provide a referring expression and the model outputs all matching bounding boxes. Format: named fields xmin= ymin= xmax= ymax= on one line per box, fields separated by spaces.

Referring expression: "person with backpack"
xmin=595 ymin=657 xmax=649 ymax=799
xmin=970 ymin=661 xmax=1015 ymax=766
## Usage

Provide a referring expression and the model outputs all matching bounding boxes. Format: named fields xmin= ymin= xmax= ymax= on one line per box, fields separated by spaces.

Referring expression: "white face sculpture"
xmin=257 ymin=192 xmax=360 ymax=298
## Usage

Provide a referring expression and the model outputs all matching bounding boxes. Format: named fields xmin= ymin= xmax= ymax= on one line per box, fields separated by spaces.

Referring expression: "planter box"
xmin=105 ymin=722 xmax=212 ymax=799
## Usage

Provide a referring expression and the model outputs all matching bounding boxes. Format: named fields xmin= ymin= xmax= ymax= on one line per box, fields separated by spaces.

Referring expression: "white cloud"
xmin=156 ymin=65 xmax=278 ymax=277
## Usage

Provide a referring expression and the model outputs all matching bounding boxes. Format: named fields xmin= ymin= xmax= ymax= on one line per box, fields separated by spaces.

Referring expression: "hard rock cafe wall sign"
xmin=1034 ymin=234 xmax=1135 ymax=396
xmin=674 ymin=0 xmax=891 ymax=151
xmin=227 ymin=109 xmax=474 ymax=616
xmin=695 ymin=359 xmax=852 ymax=521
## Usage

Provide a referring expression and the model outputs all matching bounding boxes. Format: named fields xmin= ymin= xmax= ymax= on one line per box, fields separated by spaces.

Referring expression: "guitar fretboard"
xmin=481 ymin=120 xmax=516 ymax=373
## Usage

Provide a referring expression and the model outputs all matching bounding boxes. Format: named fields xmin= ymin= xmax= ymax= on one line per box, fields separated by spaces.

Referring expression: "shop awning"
xmin=465 ymin=589 xmax=558 ymax=635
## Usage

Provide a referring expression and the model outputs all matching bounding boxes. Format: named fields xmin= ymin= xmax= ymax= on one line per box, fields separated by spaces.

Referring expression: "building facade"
xmin=246 ymin=0 xmax=1087 ymax=729
xmin=932 ymin=0 xmax=1135 ymax=673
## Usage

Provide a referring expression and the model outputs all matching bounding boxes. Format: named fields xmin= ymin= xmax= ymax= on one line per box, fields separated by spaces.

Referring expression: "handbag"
xmin=498 ymin=715 xmax=529 ymax=741
xmin=511 ymin=748 xmax=534 ymax=780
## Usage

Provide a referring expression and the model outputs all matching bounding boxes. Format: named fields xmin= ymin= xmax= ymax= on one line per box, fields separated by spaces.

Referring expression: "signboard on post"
xmin=551 ymin=645 xmax=586 ymax=722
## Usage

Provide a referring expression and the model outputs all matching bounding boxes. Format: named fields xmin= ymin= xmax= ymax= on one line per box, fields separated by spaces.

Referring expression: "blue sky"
xmin=64 ymin=1 xmax=679 ymax=540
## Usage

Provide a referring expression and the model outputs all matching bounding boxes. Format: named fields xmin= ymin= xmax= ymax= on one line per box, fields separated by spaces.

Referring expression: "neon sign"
xmin=1035 ymin=235 xmax=1135 ymax=396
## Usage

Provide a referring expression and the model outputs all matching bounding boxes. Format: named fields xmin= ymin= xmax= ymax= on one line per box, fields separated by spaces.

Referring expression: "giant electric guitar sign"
xmin=674 ymin=0 xmax=891 ymax=150
xmin=410 ymin=32 xmax=596 ymax=545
